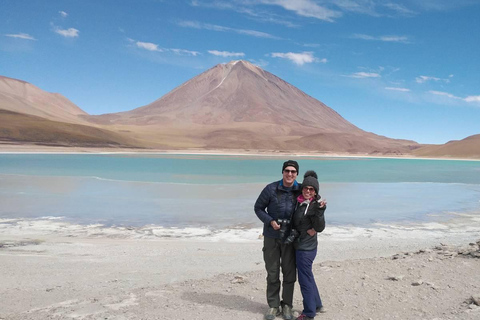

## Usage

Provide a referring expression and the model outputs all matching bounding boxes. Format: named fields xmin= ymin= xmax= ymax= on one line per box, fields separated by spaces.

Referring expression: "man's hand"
xmin=307 ymin=228 xmax=317 ymax=236
xmin=270 ymin=220 xmax=281 ymax=230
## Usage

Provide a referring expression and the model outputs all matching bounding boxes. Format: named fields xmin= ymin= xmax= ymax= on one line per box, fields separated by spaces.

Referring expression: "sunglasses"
xmin=283 ymin=169 xmax=297 ymax=174
xmin=303 ymin=186 xmax=315 ymax=192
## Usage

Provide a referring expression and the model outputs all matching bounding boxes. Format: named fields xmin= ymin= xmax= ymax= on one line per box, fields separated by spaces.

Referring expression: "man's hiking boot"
xmin=282 ymin=305 xmax=293 ymax=320
xmin=265 ymin=307 xmax=280 ymax=320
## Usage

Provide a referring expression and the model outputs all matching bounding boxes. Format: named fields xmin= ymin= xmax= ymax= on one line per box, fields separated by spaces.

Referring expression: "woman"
xmin=292 ymin=170 xmax=326 ymax=320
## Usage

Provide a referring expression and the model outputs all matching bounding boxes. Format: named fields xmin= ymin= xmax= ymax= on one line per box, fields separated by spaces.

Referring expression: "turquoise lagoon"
xmin=0 ymin=154 xmax=479 ymax=231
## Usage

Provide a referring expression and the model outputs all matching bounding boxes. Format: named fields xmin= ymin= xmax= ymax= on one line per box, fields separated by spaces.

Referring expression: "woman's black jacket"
xmin=291 ymin=196 xmax=326 ymax=251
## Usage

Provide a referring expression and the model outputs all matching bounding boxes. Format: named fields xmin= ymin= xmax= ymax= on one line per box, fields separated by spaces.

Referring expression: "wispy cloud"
xmin=270 ymin=51 xmax=326 ymax=65
xmin=5 ymin=33 xmax=36 ymax=40
xmin=381 ymin=3 xmax=417 ymax=16
xmin=191 ymin=0 xmax=299 ymax=27
xmin=59 ymin=11 xmax=68 ymax=18
xmin=429 ymin=90 xmax=480 ymax=104
xmin=352 ymin=33 xmax=410 ymax=43
xmin=414 ymin=0 xmax=477 ymax=11
xmin=385 ymin=87 xmax=410 ymax=92
xmin=465 ymin=95 xmax=480 ymax=103
xmin=346 ymin=72 xmax=381 ymax=78
xmin=131 ymin=39 xmax=200 ymax=56
xmin=208 ymin=50 xmax=245 ymax=57
xmin=429 ymin=90 xmax=461 ymax=100
xmin=171 ymin=48 xmax=201 ymax=56
xmin=177 ymin=20 xmax=280 ymax=39
xmin=53 ymin=26 xmax=79 ymax=38
xmin=260 ymin=0 xmax=342 ymax=22
xmin=136 ymin=41 xmax=163 ymax=52
xmin=416 ymin=75 xmax=452 ymax=84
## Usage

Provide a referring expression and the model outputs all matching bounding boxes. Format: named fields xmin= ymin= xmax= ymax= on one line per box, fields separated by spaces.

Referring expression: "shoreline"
xmin=1 ymin=144 xmax=479 ymax=161
xmin=2 ymin=210 xmax=480 ymax=242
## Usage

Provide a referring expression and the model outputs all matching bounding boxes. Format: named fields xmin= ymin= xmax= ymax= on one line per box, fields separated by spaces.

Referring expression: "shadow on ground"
xmin=182 ymin=292 xmax=265 ymax=314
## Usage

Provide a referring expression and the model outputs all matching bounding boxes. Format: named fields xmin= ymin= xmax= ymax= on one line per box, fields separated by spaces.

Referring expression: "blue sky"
xmin=1 ymin=0 xmax=479 ymax=144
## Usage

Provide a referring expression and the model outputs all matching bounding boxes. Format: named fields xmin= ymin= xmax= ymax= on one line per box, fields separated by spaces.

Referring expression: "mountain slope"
xmin=0 ymin=109 xmax=139 ymax=148
xmin=412 ymin=134 xmax=480 ymax=158
xmin=87 ymin=60 xmax=419 ymax=153
xmin=0 ymin=75 xmax=88 ymax=125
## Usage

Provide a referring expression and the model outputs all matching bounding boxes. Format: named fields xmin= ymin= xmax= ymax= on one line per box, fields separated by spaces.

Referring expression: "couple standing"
xmin=254 ymin=160 xmax=327 ymax=320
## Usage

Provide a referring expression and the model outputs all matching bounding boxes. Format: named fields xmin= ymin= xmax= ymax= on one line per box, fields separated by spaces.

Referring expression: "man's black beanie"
xmin=282 ymin=160 xmax=299 ymax=173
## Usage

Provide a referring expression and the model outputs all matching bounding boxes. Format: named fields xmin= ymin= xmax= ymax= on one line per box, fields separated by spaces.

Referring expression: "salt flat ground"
xmin=1 ymin=216 xmax=480 ymax=320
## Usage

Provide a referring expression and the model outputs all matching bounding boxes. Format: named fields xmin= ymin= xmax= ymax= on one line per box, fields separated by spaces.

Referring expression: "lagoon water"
xmin=1 ymin=154 xmax=480 ymax=234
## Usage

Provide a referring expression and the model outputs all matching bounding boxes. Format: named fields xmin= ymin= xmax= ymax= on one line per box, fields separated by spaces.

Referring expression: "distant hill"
xmin=0 ymin=109 xmax=138 ymax=148
xmin=412 ymin=134 xmax=480 ymax=159
xmin=0 ymin=75 xmax=88 ymax=125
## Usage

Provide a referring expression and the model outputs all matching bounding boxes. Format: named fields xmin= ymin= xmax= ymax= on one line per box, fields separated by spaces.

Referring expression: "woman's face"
xmin=302 ymin=186 xmax=316 ymax=199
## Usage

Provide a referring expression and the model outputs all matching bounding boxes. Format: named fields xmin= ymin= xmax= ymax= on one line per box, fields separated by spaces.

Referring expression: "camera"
xmin=277 ymin=218 xmax=290 ymax=239
xmin=277 ymin=219 xmax=298 ymax=244
xmin=284 ymin=229 xmax=298 ymax=244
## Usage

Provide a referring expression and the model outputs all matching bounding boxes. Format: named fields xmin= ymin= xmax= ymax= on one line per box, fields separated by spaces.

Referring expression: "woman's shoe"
xmin=316 ymin=306 xmax=326 ymax=313
xmin=296 ymin=314 xmax=314 ymax=320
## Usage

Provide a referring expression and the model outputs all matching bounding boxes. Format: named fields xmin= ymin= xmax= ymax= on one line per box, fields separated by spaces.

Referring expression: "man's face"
xmin=282 ymin=166 xmax=297 ymax=187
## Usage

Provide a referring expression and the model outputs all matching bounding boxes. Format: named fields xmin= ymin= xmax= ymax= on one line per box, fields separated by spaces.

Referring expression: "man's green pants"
xmin=263 ymin=236 xmax=296 ymax=308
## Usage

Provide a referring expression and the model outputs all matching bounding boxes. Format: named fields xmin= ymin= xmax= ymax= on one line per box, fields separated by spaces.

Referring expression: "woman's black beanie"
xmin=302 ymin=170 xmax=319 ymax=194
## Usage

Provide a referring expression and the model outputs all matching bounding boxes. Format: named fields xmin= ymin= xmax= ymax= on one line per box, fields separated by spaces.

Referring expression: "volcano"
xmin=87 ymin=60 xmax=418 ymax=153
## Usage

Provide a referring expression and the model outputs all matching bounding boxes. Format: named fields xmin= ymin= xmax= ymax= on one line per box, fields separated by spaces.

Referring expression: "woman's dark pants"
xmin=296 ymin=248 xmax=323 ymax=317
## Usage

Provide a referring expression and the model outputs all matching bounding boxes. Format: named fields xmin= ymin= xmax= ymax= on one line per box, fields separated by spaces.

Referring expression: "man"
xmin=254 ymin=160 xmax=301 ymax=320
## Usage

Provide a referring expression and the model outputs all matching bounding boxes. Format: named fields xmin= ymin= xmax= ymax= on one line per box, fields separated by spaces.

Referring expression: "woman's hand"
xmin=319 ymin=199 xmax=327 ymax=208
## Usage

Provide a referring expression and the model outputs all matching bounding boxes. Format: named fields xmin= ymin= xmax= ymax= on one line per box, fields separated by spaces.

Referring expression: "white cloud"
xmin=260 ymin=0 xmax=342 ymax=22
xmin=53 ymin=27 xmax=79 ymax=38
xmin=382 ymin=3 xmax=417 ymax=16
xmin=136 ymin=41 xmax=163 ymax=52
xmin=416 ymin=75 xmax=450 ymax=84
xmin=208 ymin=50 xmax=245 ymax=57
xmin=270 ymin=51 xmax=323 ymax=65
xmin=429 ymin=91 xmax=480 ymax=104
xmin=429 ymin=90 xmax=461 ymax=99
xmin=385 ymin=87 xmax=410 ymax=92
xmin=177 ymin=20 xmax=280 ymax=39
xmin=171 ymin=48 xmax=201 ymax=56
xmin=5 ymin=33 xmax=36 ymax=40
xmin=190 ymin=0 xmax=300 ymax=27
xmin=133 ymin=39 xmax=199 ymax=56
xmin=59 ymin=11 xmax=68 ymax=18
xmin=465 ymin=95 xmax=480 ymax=103
xmin=352 ymin=33 xmax=409 ymax=43
xmin=347 ymin=72 xmax=381 ymax=78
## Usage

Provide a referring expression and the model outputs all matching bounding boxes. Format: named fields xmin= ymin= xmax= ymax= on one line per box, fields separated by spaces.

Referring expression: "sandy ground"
xmin=1 ymin=219 xmax=480 ymax=320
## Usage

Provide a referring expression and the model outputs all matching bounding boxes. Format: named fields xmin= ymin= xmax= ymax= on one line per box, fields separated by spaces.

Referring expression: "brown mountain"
xmin=412 ymin=134 xmax=480 ymax=159
xmin=0 ymin=75 xmax=88 ymax=125
xmin=87 ymin=60 xmax=419 ymax=153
